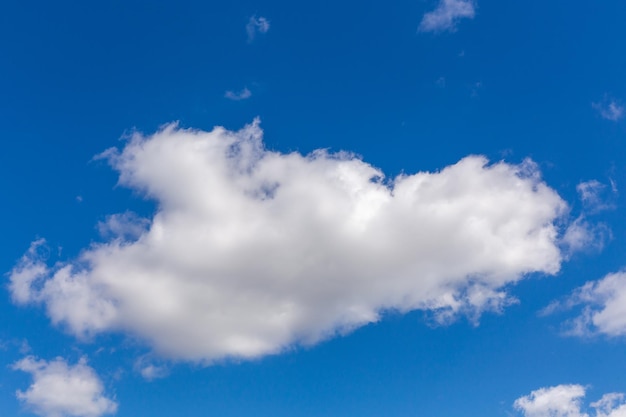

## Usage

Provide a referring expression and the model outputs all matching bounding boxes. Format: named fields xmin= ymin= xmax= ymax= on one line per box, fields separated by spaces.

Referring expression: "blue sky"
xmin=2 ymin=1 xmax=626 ymax=416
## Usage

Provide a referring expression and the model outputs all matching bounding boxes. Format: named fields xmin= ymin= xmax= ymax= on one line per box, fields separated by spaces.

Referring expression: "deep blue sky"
xmin=1 ymin=1 xmax=626 ymax=416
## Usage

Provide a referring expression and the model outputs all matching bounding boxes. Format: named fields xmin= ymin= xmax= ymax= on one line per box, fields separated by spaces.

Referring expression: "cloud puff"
xmin=9 ymin=119 xmax=568 ymax=363
xmin=556 ymin=272 xmax=626 ymax=337
xmin=593 ymin=97 xmax=624 ymax=122
xmin=246 ymin=16 xmax=270 ymax=42
xmin=419 ymin=0 xmax=476 ymax=33
xmin=514 ymin=384 xmax=626 ymax=417
xmin=13 ymin=356 xmax=117 ymax=417
xmin=224 ymin=87 xmax=252 ymax=101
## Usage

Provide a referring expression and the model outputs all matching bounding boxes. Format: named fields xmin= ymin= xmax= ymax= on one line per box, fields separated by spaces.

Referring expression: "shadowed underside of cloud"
xmin=9 ymin=119 xmax=569 ymax=363
xmin=515 ymin=384 xmax=626 ymax=417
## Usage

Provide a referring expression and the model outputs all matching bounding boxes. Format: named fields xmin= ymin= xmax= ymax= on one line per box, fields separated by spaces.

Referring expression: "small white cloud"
xmin=593 ymin=97 xmax=624 ymax=121
xmin=515 ymin=385 xmax=626 ymax=417
xmin=514 ymin=384 xmax=588 ymax=417
xmin=419 ymin=0 xmax=476 ymax=33
xmin=13 ymin=356 xmax=117 ymax=417
xmin=562 ymin=272 xmax=626 ymax=337
xmin=246 ymin=15 xmax=270 ymax=42
xmin=10 ymin=119 xmax=569 ymax=363
xmin=8 ymin=239 xmax=49 ymax=305
xmin=224 ymin=87 xmax=252 ymax=101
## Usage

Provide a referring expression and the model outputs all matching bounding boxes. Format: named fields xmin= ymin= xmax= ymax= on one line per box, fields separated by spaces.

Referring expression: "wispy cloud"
xmin=593 ymin=96 xmax=624 ymax=121
xmin=577 ymin=180 xmax=616 ymax=213
xmin=560 ymin=216 xmax=611 ymax=255
xmin=419 ymin=0 xmax=476 ymax=33
xmin=134 ymin=357 xmax=169 ymax=381
xmin=559 ymin=179 xmax=614 ymax=256
xmin=246 ymin=15 xmax=270 ymax=42
xmin=13 ymin=356 xmax=117 ymax=417
xmin=225 ymin=87 xmax=252 ymax=101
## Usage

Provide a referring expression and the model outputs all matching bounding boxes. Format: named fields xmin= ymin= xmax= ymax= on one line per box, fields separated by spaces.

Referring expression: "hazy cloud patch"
xmin=593 ymin=97 xmax=624 ymax=121
xmin=246 ymin=16 xmax=270 ymax=42
xmin=225 ymin=87 xmax=252 ymax=101
xmin=419 ymin=0 xmax=476 ymax=33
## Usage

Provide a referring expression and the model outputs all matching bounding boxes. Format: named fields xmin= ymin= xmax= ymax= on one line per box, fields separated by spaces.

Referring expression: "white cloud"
xmin=593 ymin=98 xmax=624 ymax=121
xmin=593 ymin=394 xmax=626 ymax=417
xmin=10 ymin=119 xmax=569 ymax=363
xmin=246 ymin=16 xmax=270 ymax=42
xmin=419 ymin=0 xmax=476 ymax=33
xmin=559 ymin=272 xmax=626 ymax=337
xmin=560 ymin=216 xmax=610 ymax=255
xmin=515 ymin=385 xmax=626 ymax=417
xmin=13 ymin=356 xmax=117 ymax=417
xmin=515 ymin=384 xmax=588 ymax=417
xmin=9 ymin=238 xmax=49 ymax=305
xmin=224 ymin=87 xmax=252 ymax=101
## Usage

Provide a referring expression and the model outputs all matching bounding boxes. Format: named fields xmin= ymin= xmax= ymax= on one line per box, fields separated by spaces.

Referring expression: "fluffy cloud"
xmin=515 ymin=384 xmax=626 ymax=417
xmin=224 ymin=87 xmax=252 ymax=101
xmin=419 ymin=0 xmax=476 ymax=33
xmin=557 ymin=272 xmax=626 ymax=337
xmin=246 ymin=16 xmax=270 ymax=42
xmin=9 ymin=119 xmax=569 ymax=362
xmin=13 ymin=356 xmax=117 ymax=417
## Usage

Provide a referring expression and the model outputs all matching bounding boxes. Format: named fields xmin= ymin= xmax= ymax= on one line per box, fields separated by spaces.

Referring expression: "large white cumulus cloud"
xmin=10 ymin=119 xmax=568 ymax=362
